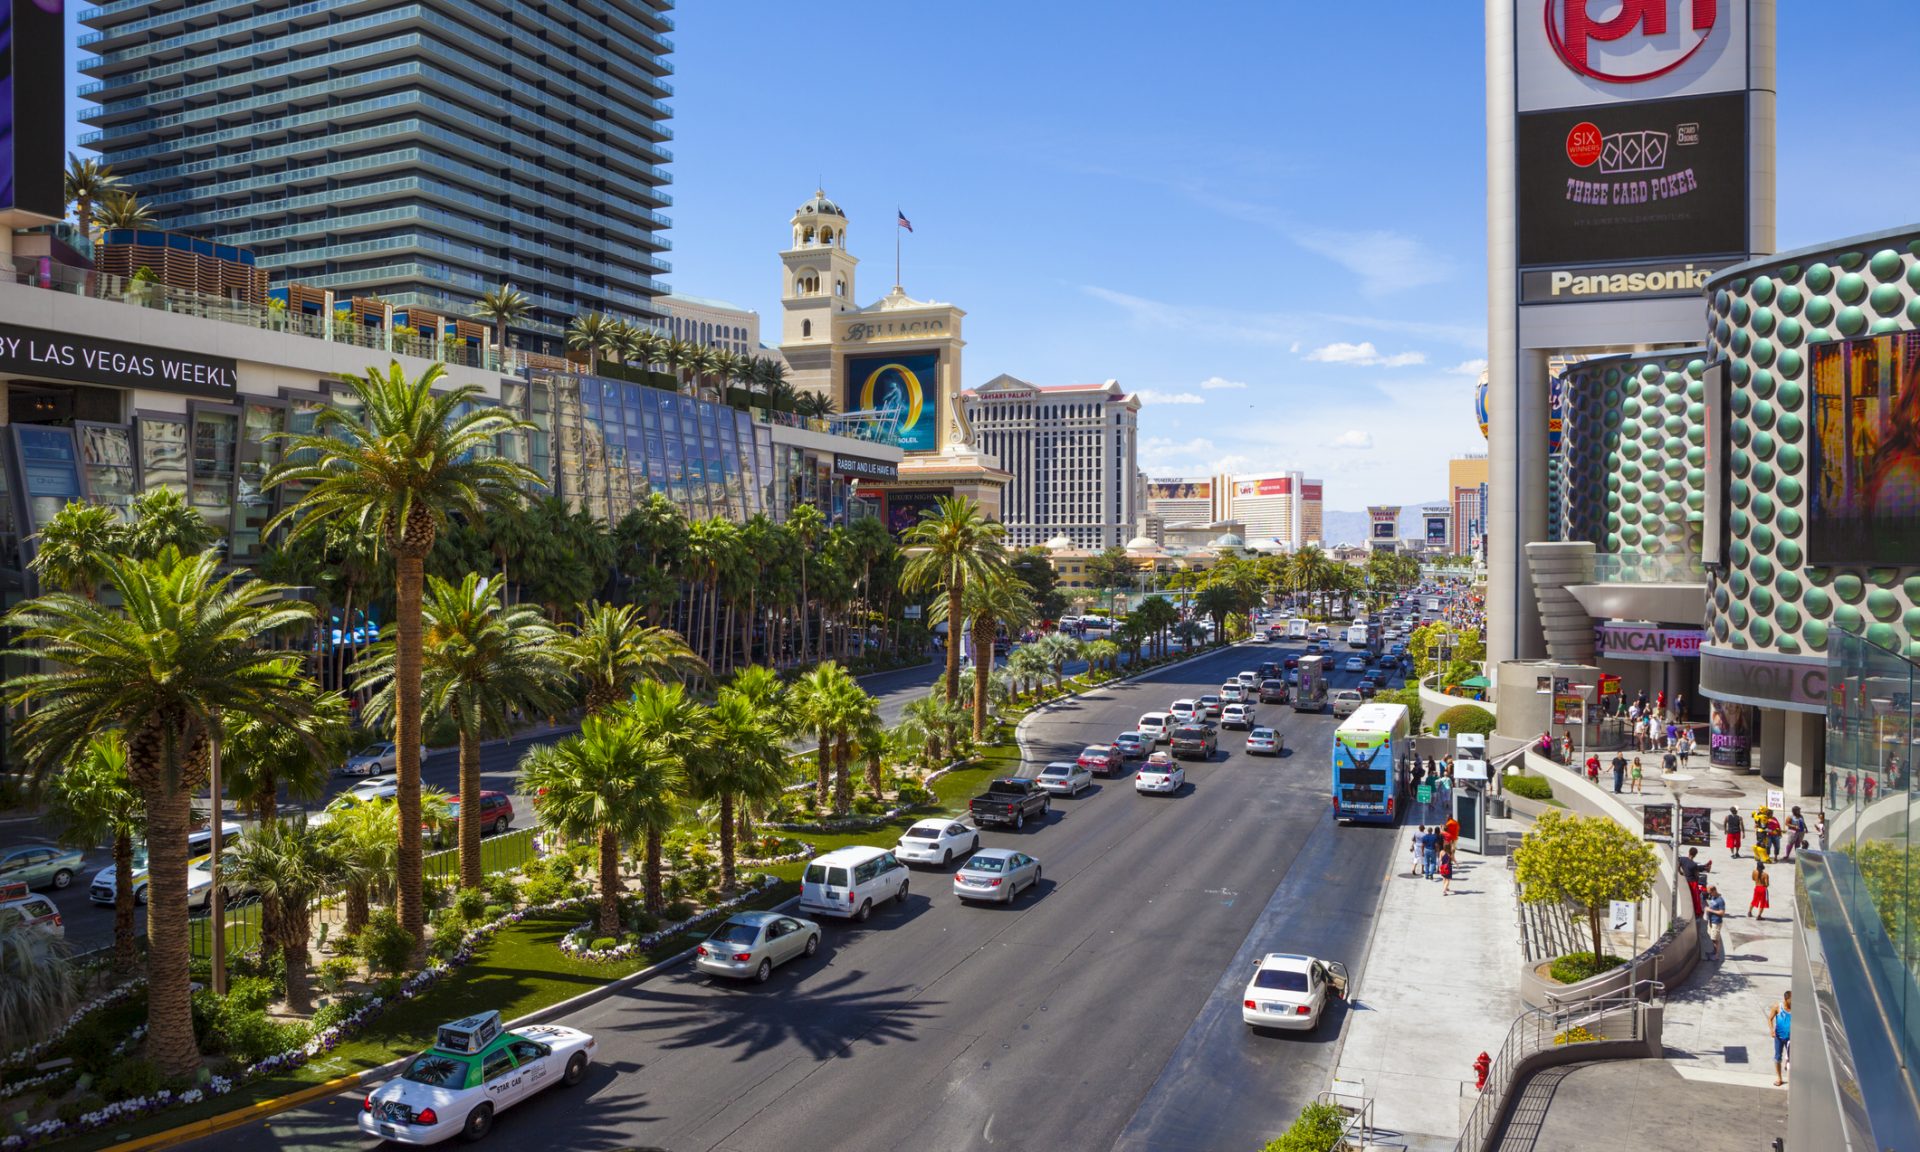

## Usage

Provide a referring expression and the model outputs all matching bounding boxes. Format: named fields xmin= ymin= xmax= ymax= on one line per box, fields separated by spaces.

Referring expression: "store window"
xmin=137 ymin=417 xmax=189 ymax=494
xmin=189 ymin=406 xmax=240 ymax=537
xmin=230 ymin=401 xmax=286 ymax=565
xmin=76 ymin=423 xmax=137 ymax=518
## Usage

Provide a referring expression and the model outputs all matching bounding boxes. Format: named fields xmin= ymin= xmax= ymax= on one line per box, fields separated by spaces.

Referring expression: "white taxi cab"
xmin=359 ymin=1012 xmax=594 ymax=1144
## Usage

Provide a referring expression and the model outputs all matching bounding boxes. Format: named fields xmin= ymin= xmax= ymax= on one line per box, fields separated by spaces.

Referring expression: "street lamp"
xmin=208 ymin=708 xmax=228 ymax=997
xmin=1663 ymin=772 xmax=1694 ymax=932
xmin=1573 ymin=683 xmax=1596 ymax=767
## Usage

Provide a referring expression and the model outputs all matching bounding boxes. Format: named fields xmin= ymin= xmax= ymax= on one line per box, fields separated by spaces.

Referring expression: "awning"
xmin=1456 ymin=675 xmax=1492 ymax=689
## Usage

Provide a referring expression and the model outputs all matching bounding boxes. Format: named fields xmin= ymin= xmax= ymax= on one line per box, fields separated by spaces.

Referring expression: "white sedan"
xmin=1135 ymin=754 xmax=1185 ymax=795
xmin=952 ymin=848 xmax=1041 ymax=904
xmin=1343 ymin=656 xmax=1367 ymax=673
xmin=1245 ymin=727 xmax=1283 ymax=756
xmin=1035 ymin=761 xmax=1093 ymax=796
xmin=1221 ymin=703 xmax=1256 ymax=730
xmin=341 ymin=742 xmax=423 ymax=776
xmin=895 ymin=818 xmax=979 ymax=867
xmin=360 ymin=1014 xmax=595 ymax=1144
xmin=1242 ymin=953 xmax=1348 ymax=1031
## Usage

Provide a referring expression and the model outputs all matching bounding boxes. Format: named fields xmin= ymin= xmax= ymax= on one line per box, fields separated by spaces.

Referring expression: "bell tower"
xmin=780 ymin=189 xmax=859 ymax=348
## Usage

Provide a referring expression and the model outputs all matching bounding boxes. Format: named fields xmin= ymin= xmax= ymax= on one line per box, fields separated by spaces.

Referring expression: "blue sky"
xmin=63 ymin=1 xmax=1920 ymax=506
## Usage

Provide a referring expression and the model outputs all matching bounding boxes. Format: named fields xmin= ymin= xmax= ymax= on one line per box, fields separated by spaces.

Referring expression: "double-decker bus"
xmin=1332 ymin=702 xmax=1410 ymax=824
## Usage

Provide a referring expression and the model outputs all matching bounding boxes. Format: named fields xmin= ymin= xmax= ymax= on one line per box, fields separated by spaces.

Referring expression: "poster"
xmin=1536 ymin=675 xmax=1554 ymax=695
xmin=1552 ymin=694 xmax=1588 ymax=727
xmin=1642 ymin=803 xmax=1674 ymax=842
xmin=884 ymin=487 xmax=950 ymax=539
xmin=846 ymin=351 xmax=939 ymax=453
xmin=1807 ymin=333 xmax=1920 ymax=564
xmin=1710 ymin=701 xmax=1752 ymax=768
xmin=1680 ymin=806 xmax=1713 ymax=848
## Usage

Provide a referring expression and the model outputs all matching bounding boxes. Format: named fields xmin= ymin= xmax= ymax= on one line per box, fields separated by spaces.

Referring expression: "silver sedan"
xmin=952 ymin=848 xmax=1041 ymax=904
xmin=694 ymin=911 xmax=821 ymax=983
xmin=1035 ymin=761 xmax=1092 ymax=796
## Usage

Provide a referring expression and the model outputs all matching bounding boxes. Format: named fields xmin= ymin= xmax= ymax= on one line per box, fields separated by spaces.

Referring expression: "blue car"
xmin=0 ymin=843 xmax=87 ymax=892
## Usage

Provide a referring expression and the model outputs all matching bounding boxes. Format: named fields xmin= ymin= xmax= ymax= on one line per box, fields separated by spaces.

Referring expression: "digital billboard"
xmin=1808 ymin=333 xmax=1920 ymax=564
xmin=846 ymin=352 xmax=939 ymax=453
xmin=1517 ymin=91 xmax=1749 ymax=270
xmin=1518 ymin=0 xmax=1751 ymax=114
xmin=0 ymin=0 xmax=65 ymax=218
xmin=1147 ymin=480 xmax=1210 ymax=501
xmin=884 ymin=487 xmax=950 ymax=538
xmin=1371 ymin=521 xmax=1396 ymax=540
xmin=1426 ymin=516 xmax=1448 ymax=542
xmin=1234 ymin=476 xmax=1293 ymax=498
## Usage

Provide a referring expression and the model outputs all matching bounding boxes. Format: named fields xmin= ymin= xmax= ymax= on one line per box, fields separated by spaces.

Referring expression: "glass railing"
xmin=1589 ymin=551 xmax=1706 ymax=584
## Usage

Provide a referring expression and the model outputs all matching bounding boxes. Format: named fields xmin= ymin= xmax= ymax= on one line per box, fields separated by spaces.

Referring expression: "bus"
xmin=1345 ymin=622 xmax=1370 ymax=648
xmin=1333 ymin=702 xmax=1411 ymax=824
xmin=1294 ymin=654 xmax=1329 ymax=712
xmin=1287 ymin=618 xmax=1310 ymax=639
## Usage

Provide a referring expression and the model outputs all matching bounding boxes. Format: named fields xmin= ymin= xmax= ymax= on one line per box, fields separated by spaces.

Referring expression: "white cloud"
xmin=1291 ymin=227 xmax=1454 ymax=296
xmin=1136 ymin=389 xmax=1205 ymax=405
xmin=1329 ymin=430 xmax=1374 ymax=450
xmin=1304 ymin=341 xmax=1427 ymax=368
xmin=1289 ymin=341 xmax=1302 ymax=354
xmin=1198 ymin=376 xmax=1247 ymax=391
xmin=1449 ymin=358 xmax=1489 ymax=377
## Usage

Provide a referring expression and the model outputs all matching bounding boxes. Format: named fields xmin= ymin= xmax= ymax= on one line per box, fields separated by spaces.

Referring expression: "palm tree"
xmin=1083 ymin=638 xmax=1120 ymax=676
xmin=3 ymin=550 xmax=319 ymax=1077
xmin=690 ymin=689 xmax=788 ymax=892
xmin=711 ymin=350 xmax=742 ymax=401
xmin=1006 ymin=644 xmax=1049 ymax=702
xmin=561 ymin=601 xmax=703 ymax=716
xmin=125 ymin=487 xmax=220 ymax=559
xmin=0 ymin=922 xmax=76 ymax=1050
xmin=223 ymin=684 xmax=351 ymax=822
xmin=787 ymin=503 xmax=825 ymax=664
xmin=63 ymin=153 xmax=121 ymax=243
xmin=359 ymin=573 xmax=568 ymax=888
xmin=681 ymin=517 xmax=738 ymax=674
xmin=265 ymin=360 xmax=539 ymax=945
xmin=566 ymin=313 xmax=612 ymax=374
xmin=471 ymin=284 xmax=532 ymax=367
xmin=1034 ymin=631 xmax=1081 ymax=693
xmin=940 ymin=570 xmax=1032 ymax=740
xmin=224 ymin=818 xmax=344 ymax=1013
xmin=792 ymin=661 xmax=870 ymax=814
xmin=28 ymin=501 xmax=124 ymax=598
xmin=794 ymin=390 xmax=836 ymax=420
xmin=333 ymin=798 xmax=399 ymax=935
xmin=661 ymin=337 xmax=695 ymax=396
xmin=900 ymin=495 xmax=1008 ymax=706
xmin=50 ymin=734 xmax=143 ymax=969
xmin=621 ymin=680 xmax=705 ymax=912
xmin=92 ymin=190 xmax=154 ymax=232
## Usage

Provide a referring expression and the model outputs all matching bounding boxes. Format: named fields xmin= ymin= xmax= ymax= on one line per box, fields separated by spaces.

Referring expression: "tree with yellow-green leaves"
xmin=1513 ymin=809 xmax=1659 ymax=965
xmin=1410 ymin=620 xmax=1485 ymax=688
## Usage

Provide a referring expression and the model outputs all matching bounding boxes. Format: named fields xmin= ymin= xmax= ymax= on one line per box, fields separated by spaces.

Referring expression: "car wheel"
xmin=804 ymin=933 xmax=819 ymax=958
xmin=1030 ymin=866 xmax=1042 ymax=894
xmin=563 ymin=1052 xmax=588 ymax=1086
xmin=460 ymin=1104 xmax=493 ymax=1142
xmin=493 ymin=816 xmax=509 ymax=835
xmin=755 ymin=958 xmax=772 ymax=983
xmin=855 ymin=899 xmax=872 ymax=923
xmin=971 ymin=835 xmax=981 ymax=853
xmin=941 ymin=849 xmax=952 ymax=866
xmin=1014 ymin=812 xmax=1025 ymax=831
xmin=897 ymin=879 xmax=910 ymax=905
xmin=1041 ymin=798 xmax=1051 ymax=815
xmin=134 ymin=885 xmax=147 ymax=907
xmin=50 ymin=869 xmax=72 ymax=890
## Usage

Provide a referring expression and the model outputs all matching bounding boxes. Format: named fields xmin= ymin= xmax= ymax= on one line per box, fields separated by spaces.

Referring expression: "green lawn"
xmin=64 ymin=880 xmax=797 ymax=1152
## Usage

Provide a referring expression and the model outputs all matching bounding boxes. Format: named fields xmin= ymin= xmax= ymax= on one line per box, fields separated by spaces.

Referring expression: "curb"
xmin=1014 ymin=640 xmax=1253 ymax=755
xmin=112 ymin=894 xmax=801 ymax=1152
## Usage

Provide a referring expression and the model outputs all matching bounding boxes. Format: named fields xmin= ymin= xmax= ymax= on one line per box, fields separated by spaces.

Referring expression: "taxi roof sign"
xmin=435 ymin=1011 xmax=503 ymax=1055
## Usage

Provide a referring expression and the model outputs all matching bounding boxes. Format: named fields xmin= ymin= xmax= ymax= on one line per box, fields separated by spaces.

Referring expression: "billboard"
xmin=1147 ymin=479 xmax=1210 ymax=501
xmin=1301 ymin=483 xmax=1323 ymax=501
xmin=846 ymin=352 xmax=939 ymax=453
xmin=1371 ymin=521 xmax=1397 ymax=540
xmin=1518 ymin=0 xmax=1751 ymax=113
xmin=0 ymin=0 xmax=65 ymax=218
xmin=884 ymin=487 xmax=950 ymax=538
xmin=1425 ymin=516 xmax=1448 ymax=542
xmin=1516 ymin=91 xmax=1749 ymax=270
xmin=1234 ymin=476 xmax=1293 ymax=498
xmin=1808 ymin=333 xmax=1920 ymax=565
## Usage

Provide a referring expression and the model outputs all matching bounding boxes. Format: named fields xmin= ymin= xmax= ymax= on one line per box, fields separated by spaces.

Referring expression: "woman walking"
xmin=1440 ymin=848 xmax=1455 ymax=896
xmin=1630 ymin=756 xmax=1644 ymax=795
xmin=1749 ymin=861 xmax=1771 ymax=920
xmin=1725 ymin=806 xmax=1745 ymax=858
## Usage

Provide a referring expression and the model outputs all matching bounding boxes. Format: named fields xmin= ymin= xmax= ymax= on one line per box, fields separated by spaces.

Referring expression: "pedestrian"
xmin=1749 ymin=861 xmax=1771 ymax=920
xmin=1631 ymin=756 xmax=1645 ymax=795
xmin=1661 ymin=747 xmax=1677 ymax=777
xmin=1725 ymin=806 xmax=1745 ymax=857
xmin=1769 ymin=990 xmax=1792 ymax=1086
xmin=1560 ymin=733 xmax=1573 ymax=764
xmin=1588 ymin=755 xmax=1601 ymax=786
xmin=1678 ymin=731 xmax=1693 ymax=767
xmin=1704 ymin=885 xmax=1727 ymax=959
xmin=1421 ymin=825 xmax=1440 ymax=879
xmin=1656 ymin=689 xmax=1667 ymax=718
xmin=1784 ymin=806 xmax=1808 ymax=862
xmin=1764 ymin=811 xmax=1783 ymax=859
xmin=1444 ymin=814 xmax=1460 ymax=853
xmin=1440 ymin=848 xmax=1455 ymax=895
xmin=1674 ymin=693 xmax=1687 ymax=722
xmin=1679 ymin=847 xmax=1710 ymax=917
xmin=1611 ymin=752 xmax=1626 ymax=793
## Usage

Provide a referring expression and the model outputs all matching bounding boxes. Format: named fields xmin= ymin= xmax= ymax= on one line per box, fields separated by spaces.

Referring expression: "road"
xmin=179 ymin=636 xmax=1403 ymax=1152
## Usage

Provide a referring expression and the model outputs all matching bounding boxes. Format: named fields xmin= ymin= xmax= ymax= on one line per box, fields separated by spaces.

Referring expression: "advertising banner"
xmin=1709 ymin=700 xmax=1753 ymax=768
xmin=0 ymin=0 xmax=66 ymax=218
xmin=1807 ymin=333 xmax=1920 ymax=564
xmin=1147 ymin=479 xmax=1210 ymax=502
xmin=831 ymin=454 xmax=898 ymax=482
xmin=1680 ymin=805 xmax=1713 ymax=848
xmin=1371 ymin=521 xmax=1396 ymax=540
xmin=1235 ymin=476 xmax=1293 ymax=498
xmin=1552 ymin=693 xmax=1589 ymax=727
xmin=1517 ymin=91 xmax=1750 ymax=270
xmin=1425 ymin=516 xmax=1448 ymax=542
xmin=884 ymin=487 xmax=950 ymax=538
xmin=1642 ymin=803 xmax=1674 ymax=842
xmin=0 ymin=322 xmax=238 ymax=399
xmin=1595 ymin=623 xmax=1705 ymax=661
xmin=1518 ymin=0 xmax=1750 ymax=114
xmin=846 ymin=352 xmax=939 ymax=453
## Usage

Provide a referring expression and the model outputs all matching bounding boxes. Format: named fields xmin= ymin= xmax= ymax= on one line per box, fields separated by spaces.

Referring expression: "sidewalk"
xmin=1332 ymin=814 xmax=1528 ymax=1152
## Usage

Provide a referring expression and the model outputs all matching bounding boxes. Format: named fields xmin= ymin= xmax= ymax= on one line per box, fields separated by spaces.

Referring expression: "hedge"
xmin=1434 ymin=704 xmax=1497 ymax=736
xmin=1505 ymin=774 xmax=1554 ymax=801
xmin=1262 ymin=1101 xmax=1348 ymax=1152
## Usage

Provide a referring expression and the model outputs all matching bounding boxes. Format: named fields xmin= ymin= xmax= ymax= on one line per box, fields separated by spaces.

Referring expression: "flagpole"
xmin=895 ymin=214 xmax=902 ymax=289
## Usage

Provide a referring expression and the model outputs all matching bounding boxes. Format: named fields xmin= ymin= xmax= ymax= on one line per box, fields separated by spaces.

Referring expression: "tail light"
xmin=362 ymin=1095 xmax=373 ymax=1113
xmin=51 ymin=914 xmax=62 ymax=926
xmin=415 ymin=1108 xmax=438 ymax=1126
xmin=849 ymin=892 xmax=856 ymax=905
xmin=1244 ymin=1000 xmax=1258 ymax=1010
xmin=1295 ymin=1006 xmax=1311 ymax=1016
xmin=734 ymin=952 xmax=753 ymax=962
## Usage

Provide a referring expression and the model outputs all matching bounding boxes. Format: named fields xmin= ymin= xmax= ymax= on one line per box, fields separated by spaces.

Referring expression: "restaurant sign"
xmin=1595 ymin=623 xmax=1704 ymax=661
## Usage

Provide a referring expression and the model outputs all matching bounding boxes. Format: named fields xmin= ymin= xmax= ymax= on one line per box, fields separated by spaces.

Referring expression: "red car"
xmin=431 ymin=790 xmax=515 ymax=842
xmin=1285 ymin=656 xmax=1299 ymax=670
xmin=1077 ymin=745 xmax=1124 ymax=777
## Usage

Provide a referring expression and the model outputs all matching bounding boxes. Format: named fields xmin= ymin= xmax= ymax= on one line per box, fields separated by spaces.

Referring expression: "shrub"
xmin=589 ymin=937 xmax=618 ymax=951
xmin=226 ymin=975 xmax=278 ymax=1014
xmin=522 ymin=873 xmax=574 ymax=906
xmin=192 ymin=990 xmax=310 ymax=1065
xmin=521 ymin=856 xmax=551 ymax=882
xmin=454 ymin=887 xmax=488 ymax=921
xmin=851 ymin=796 xmax=886 ymax=816
xmin=423 ymin=878 xmax=451 ymax=911
xmin=1505 ymin=775 xmax=1554 ymax=801
xmin=359 ymin=909 xmax=416 ymax=978
xmin=663 ymin=900 xmax=696 ymax=923
xmin=316 ymin=956 xmax=359 ymax=993
xmin=483 ymin=904 xmax=509 ymax=922
xmin=1262 ymin=1100 xmax=1348 ymax=1152
xmin=1434 ymin=704 xmax=1497 ymax=736
xmin=1548 ymin=951 xmax=1627 ymax=985
xmin=56 ymin=1096 xmax=104 ymax=1126
xmin=483 ymin=874 xmax=518 ymax=909
xmin=310 ymin=993 xmax=368 ymax=1033
xmin=549 ymin=854 xmax=579 ymax=883
xmin=99 ymin=1058 xmax=162 ymax=1103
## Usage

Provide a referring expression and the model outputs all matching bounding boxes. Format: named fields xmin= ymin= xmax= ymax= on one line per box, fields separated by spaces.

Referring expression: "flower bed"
xmin=771 ymin=803 xmax=919 ymax=833
xmin=1 ymin=978 xmax=146 ymax=1080
xmin=557 ymin=875 xmax=782 ymax=964
xmin=733 ymin=841 xmax=815 ymax=868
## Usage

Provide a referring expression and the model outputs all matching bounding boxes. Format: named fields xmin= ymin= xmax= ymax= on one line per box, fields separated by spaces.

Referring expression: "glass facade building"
xmin=76 ymin=0 xmax=677 ymax=349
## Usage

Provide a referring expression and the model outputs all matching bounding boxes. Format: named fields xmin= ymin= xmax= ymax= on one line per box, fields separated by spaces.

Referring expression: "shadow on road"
xmin=617 ymin=964 xmax=941 ymax=1063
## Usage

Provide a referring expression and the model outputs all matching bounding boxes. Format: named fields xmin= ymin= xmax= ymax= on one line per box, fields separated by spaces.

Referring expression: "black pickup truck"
xmin=969 ymin=777 xmax=1051 ymax=830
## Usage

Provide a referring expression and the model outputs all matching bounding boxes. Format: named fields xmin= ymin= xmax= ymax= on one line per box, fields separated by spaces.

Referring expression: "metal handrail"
xmin=1452 ymin=980 xmax=1663 ymax=1152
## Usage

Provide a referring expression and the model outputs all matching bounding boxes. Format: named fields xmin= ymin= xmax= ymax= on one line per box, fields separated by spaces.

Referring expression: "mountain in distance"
xmin=1318 ymin=501 xmax=1450 ymax=547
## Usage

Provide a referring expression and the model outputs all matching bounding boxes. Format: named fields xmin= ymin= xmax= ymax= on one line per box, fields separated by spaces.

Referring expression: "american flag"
xmin=897 ymin=210 xmax=913 ymax=233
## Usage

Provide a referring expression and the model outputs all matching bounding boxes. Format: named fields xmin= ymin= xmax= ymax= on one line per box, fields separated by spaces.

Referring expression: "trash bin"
xmin=1487 ymin=796 xmax=1508 ymax=820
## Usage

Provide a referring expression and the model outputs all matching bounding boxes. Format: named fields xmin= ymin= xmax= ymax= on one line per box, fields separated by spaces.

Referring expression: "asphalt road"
xmin=176 ymin=636 xmax=1402 ymax=1152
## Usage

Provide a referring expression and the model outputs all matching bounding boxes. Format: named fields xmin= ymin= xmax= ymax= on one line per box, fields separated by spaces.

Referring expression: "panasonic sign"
xmin=1522 ymin=260 xmax=1725 ymax=303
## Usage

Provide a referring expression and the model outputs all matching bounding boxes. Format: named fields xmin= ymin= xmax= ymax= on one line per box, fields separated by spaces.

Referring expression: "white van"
xmin=1137 ymin=712 xmax=1173 ymax=744
xmin=799 ymin=846 xmax=910 ymax=923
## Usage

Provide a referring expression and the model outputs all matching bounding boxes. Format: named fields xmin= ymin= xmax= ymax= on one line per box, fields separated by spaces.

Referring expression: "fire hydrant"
xmin=1473 ymin=1051 xmax=1492 ymax=1091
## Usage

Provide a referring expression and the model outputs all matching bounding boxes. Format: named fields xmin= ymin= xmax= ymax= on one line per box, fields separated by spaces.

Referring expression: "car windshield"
xmin=964 ymin=857 xmax=1006 ymax=873
xmin=400 ymin=1053 xmax=470 ymax=1087
xmin=1255 ymin=969 xmax=1310 ymax=992
xmin=355 ymin=745 xmax=387 ymax=758
xmin=1252 ymin=729 xmax=1274 ymax=738
xmin=902 ymin=827 xmax=939 ymax=839
xmin=1038 ymin=766 xmax=1069 ymax=778
xmin=708 ymin=922 xmax=761 ymax=946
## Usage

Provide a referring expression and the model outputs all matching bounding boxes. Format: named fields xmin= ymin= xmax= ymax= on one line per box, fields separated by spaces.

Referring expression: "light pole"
xmin=1574 ymin=683 xmax=1596 ymax=767
xmin=208 ymin=707 xmax=228 ymax=997
xmin=1663 ymin=772 xmax=1694 ymax=932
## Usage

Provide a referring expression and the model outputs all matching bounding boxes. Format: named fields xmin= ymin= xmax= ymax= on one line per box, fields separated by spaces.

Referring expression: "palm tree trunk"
xmin=719 ymin=794 xmax=737 ymax=892
xmin=944 ymin=565 xmax=965 ymax=704
xmin=643 ymin=830 xmax=664 ymax=914
xmin=970 ymin=618 xmax=992 ymax=740
xmin=140 ymin=733 xmax=201 ymax=1078
xmin=346 ymin=884 xmax=369 ymax=935
xmin=865 ymin=745 xmax=883 ymax=796
xmin=458 ymin=725 xmax=483 ymax=890
xmin=394 ymin=539 xmax=430 ymax=946
xmin=283 ymin=899 xmax=314 ymax=1014
xmin=815 ymin=737 xmax=831 ymax=809
xmin=112 ymin=832 xmax=136 ymax=971
xmin=798 ymin=561 xmax=810 ymax=664
xmin=597 ymin=828 xmax=621 ymax=935
xmin=258 ymin=772 xmax=278 ymax=824
xmin=833 ymin=737 xmax=852 ymax=815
